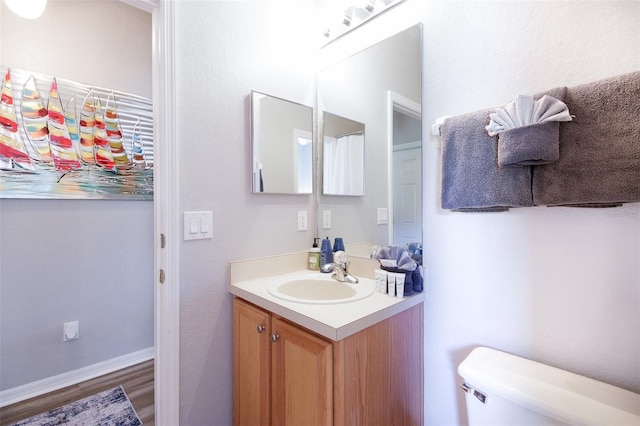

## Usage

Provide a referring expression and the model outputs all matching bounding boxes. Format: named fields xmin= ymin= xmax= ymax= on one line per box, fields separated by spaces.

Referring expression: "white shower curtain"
xmin=323 ymin=134 xmax=364 ymax=195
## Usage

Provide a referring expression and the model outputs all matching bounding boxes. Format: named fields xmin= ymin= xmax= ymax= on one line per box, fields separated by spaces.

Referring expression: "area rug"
xmin=11 ymin=386 xmax=142 ymax=426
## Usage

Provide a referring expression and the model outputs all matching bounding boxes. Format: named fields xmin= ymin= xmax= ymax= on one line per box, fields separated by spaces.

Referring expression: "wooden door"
xmin=271 ymin=318 xmax=333 ymax=426
xmin=233 ymin=298 xmax=271 ymax=426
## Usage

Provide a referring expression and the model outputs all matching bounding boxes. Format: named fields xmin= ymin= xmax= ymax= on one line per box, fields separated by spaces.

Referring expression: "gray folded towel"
xmin=532 ymin=71 xmax=640 ymax=206
xmin=487 ymin=90 xmax=571 ymax=167
xmin=498 ymin=121 xmax=560 ymax=167
xmin=441 ymin=108 xmax=533 ymax=211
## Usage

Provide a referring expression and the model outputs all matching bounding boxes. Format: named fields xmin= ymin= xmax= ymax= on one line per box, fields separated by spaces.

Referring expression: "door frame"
xmin=150 ymin=1 xmax=180 ymax=424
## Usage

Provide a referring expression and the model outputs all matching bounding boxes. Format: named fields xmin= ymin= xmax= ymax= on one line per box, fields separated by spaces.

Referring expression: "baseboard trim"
xmin=0 ymin=347 xmax=154 ymax=408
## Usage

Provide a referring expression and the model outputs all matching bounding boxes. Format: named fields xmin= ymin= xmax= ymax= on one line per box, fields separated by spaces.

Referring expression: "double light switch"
xmin=184 ymin=211 xmax=213 ymax=240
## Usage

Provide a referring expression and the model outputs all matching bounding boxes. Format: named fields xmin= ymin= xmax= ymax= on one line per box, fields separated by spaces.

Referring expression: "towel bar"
xmin=431 ymin=116 xmax=447 ymax=136
xmin=431 ymin=116 xmax=449 ymax=148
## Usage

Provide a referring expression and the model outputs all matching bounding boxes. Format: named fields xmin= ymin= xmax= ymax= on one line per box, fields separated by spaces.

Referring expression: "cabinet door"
xmin=271 ymin=318 xmax=333 ymax=426
xmin=233 ymin=298 xmax=271 ymax=426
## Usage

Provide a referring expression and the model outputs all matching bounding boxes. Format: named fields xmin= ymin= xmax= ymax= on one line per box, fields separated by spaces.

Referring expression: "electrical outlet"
xmin=297 ymin=210 xmax=308 ymax=231
xmin=63 ymin=321 xmax=79 ymax=341
xmin=322 ymin=210 xmax=332 ymax=229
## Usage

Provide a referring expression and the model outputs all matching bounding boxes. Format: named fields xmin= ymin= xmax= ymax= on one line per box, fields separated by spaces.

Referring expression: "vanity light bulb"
xmin=3 ymin=0 xmax=47 ymax=19
xmin=364 ymin=0 xmax=376 ymax=12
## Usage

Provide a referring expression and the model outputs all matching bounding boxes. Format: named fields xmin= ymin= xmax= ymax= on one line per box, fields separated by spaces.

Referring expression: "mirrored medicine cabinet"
xmin=250 ymin=90 xmax=314 ymax=195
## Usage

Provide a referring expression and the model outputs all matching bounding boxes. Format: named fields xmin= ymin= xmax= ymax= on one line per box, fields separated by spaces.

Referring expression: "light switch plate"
xmin=297 ymin=210 xmax=308 ymax=232
xmin=322 ymin=210 xmax=332 ymax=229
xmin=184 ymin=211 xmax=213 ymax=240
xmin=377 ymin=207 xmax=389 ymax=225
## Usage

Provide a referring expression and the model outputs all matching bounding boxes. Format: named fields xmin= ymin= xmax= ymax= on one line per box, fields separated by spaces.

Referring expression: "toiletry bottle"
xmin=320 ymin=237 xmax=333 ymax=272
xmin=308 ymin=238 xmax=320 ymax=271
xmin=333 ymin=237 xmax=345 ymax=253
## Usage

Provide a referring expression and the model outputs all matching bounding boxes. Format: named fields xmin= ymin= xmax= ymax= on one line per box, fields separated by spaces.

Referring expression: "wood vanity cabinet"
xmin=232 ymin=297 xmax=423 ymax=426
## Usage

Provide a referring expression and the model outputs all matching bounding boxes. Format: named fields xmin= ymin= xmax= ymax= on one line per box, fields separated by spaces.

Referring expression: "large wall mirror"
xmin=322 ymin=112 xmax=365 ymax=196
xmin=317 ymin=23 xmax=422 ymax=255
xmin=251 ymin=91 xmax=313 ymax=194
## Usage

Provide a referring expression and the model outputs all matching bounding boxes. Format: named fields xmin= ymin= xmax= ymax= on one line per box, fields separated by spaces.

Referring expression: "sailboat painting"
xmin=0 ymin=67 xmax=154 ymax=200
xmin=0 ymin=69 xmax=35 ymax=171
xmin=47 ymin=78 xmax=82 ymax=174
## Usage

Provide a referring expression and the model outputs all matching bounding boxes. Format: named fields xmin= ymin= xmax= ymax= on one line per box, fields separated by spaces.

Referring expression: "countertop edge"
xmin=229 ymin=284 xmax=425 ymax=341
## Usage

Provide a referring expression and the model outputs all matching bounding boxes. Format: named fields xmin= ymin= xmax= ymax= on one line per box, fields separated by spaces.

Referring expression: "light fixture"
xmin=320 ymin=0 xmax=406 ymax=45
xmin=3 ymin=0 xmax=47 ymax=19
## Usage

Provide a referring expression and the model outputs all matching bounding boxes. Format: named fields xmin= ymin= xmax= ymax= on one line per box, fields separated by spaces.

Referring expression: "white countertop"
xmin=228 ymin=269 xmax=424 ymax=341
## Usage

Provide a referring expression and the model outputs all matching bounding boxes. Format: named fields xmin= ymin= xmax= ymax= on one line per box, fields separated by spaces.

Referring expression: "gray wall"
xmin=0 ymin=1 xmax=153 ymax=391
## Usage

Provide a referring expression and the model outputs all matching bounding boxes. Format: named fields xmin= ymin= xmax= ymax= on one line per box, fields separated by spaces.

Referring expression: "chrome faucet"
xmin=321 ymin=262 xmax=359 ymax=284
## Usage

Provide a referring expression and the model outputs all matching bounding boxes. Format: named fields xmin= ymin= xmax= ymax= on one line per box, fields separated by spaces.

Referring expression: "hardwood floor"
xmin=0 ymin=359 xmax=154 ymax=425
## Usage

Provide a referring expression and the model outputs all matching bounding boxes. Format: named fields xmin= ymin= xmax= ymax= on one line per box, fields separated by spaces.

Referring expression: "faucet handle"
xmin=334 ymin=250 xmax=347 ymax=266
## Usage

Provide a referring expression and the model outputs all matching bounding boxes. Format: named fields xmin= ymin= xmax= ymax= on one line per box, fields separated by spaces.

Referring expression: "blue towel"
xmin=440 ymin=108 xmax=533 ymax=211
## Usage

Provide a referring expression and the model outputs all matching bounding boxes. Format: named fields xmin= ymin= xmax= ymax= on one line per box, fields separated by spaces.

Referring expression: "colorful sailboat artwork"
xmin=79 ymin=89 xmax=97 ymax=165
xmin=47 ymin=78 xmax=82 ymax=174
xmin=21 ymin=75 xmax=51 ymax=163
xmin=131 ymin=118 xmax=148 ymax=169
xmin=0 ymin=68 xmax=35 ymax=171
xmin=64 ymin=96 xmax=82 ymax=160
xmin=1 ymin=67 xmax=154 ymax=199
xmin=105 ymin=92 xmax=131 ymax=169
xmin=92 ymin=97 xmax=116 ymax=171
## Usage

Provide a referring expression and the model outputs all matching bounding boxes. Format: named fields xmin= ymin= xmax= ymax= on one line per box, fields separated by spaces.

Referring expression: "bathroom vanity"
xmin=229 ymin=255 xmax=424 ymax=426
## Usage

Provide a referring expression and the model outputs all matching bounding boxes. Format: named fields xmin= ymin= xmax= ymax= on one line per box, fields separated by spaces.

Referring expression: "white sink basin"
xmin=267 ymin=274 xmax=375 ymax=304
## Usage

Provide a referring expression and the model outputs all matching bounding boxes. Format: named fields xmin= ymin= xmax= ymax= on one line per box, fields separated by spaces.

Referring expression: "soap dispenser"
xmin=308 ymin=238 xmax=320 ymax=271
xmin=320 ymin=237 xmax=333 ymax=271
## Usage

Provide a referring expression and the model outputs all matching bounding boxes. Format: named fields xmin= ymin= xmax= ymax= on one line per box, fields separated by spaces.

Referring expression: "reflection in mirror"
xmin=390 ymin=94 xmax=422 ymax=260
xmin=317 ymin=24 xmax=422 ymax=255
xmin=251 ymin=91 xmax=313 ymax=194
xmin=322 ymin=112 xmax=365 ymax=196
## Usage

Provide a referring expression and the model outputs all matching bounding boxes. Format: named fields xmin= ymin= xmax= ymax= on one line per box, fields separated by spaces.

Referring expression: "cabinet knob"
xmin=270 ymin=334 xmax=279 ymax=342
xmin=257 ymin=325 xmax=265 ymax=333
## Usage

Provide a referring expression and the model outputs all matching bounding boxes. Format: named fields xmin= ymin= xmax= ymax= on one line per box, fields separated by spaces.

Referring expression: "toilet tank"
xmin=458 ymin=347 xmax=640 ymax=426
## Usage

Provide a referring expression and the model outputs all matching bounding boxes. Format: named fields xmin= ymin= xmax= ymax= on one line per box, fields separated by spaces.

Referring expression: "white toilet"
xmin=458 ymin=347 xmax=640 ymax=425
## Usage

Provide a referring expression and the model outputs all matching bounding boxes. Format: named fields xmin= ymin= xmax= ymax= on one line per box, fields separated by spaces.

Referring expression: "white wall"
xmin=174 ymin=1 xmax=317 ymax=424
xmin=171 ymin=1 xmax=639 ymax=425
xmin=419 ymin=1 xmax=640 ymax=425
xmin=0 ymin=1 xmax=153 ymax=391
